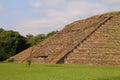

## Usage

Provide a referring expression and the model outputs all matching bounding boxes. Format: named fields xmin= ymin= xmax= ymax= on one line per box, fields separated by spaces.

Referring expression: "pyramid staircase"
xmin=6 ymin=12 xmax=120 ymax=66
xmin=45 ymin=16 xmax=113 ymax=64
xmin=64 ymin=15 xmax=120 ymax=65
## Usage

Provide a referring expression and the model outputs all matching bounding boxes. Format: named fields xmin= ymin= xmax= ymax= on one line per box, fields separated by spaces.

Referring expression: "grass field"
xmin=0 ymin=63 xmax=120 ymax=80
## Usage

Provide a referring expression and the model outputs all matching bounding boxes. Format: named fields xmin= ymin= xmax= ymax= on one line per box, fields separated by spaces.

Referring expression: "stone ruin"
xmin=6 ymin=12 xmax=120 ymax=65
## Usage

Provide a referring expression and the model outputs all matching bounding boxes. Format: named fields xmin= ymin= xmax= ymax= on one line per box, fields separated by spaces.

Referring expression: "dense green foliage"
xmin=25 ymin=31 xmax=57 ymax=46
xmin=0 ymin=63 xmax=120 ymax=80
xmin=25 ymin=34 xmax=46 ymax=46
xmin=0 ymin=28 xmax=57 ymax=61
xmin=46 ymin=31 xmax=58 ymax=38
xmin=0 ymin=28 xmax=29 ymax=61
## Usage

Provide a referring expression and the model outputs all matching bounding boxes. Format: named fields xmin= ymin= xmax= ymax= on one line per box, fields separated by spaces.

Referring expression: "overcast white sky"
xmin=0 ymin=0 xmax=120 ymax=35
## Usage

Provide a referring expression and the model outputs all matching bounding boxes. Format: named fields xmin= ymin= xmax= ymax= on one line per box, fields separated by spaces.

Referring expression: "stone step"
xmin=67 ymin=52 xmax=120 ymax=60
xmin=65 ymin=58 xmax=120 ymax=65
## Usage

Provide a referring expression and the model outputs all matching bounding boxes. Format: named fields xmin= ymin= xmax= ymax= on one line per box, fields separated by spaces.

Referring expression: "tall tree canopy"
xmin=0 ymin=29 xmax=29 ymax=61
xmin=25 ymin=31 xmax=57 ymax=46
xmin=0 ymin=28 xmax=57 ymax=61
xmin=25 ymin=34 xmax=46 ymax=46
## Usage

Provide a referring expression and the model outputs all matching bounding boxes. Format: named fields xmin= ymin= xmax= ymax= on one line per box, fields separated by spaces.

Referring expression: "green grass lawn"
xmin=0 ymin=63 xmax=120 ymax=80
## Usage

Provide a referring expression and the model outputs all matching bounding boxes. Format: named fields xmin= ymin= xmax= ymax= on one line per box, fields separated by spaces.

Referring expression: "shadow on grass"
xmin=96 ymin=76 xmax=120 ymax=80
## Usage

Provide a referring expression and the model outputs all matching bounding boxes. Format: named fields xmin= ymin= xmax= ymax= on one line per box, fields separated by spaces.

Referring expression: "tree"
xmin=25 ymin=34 xmax=46 ymax=46
xmin=0 ymin=28 xmax=58 ymax=61
xmin=34 ymin=34 xmax=46 ymax=45
xmin=0 ymin=30 xmax=29 ymax=61
xmin=46 ymin=31 xmax=57 ymax=38
xmin=25 ymin=34 xmax=34 ymax=46
xmin=0 ymin=28 xmax=4 ymax=33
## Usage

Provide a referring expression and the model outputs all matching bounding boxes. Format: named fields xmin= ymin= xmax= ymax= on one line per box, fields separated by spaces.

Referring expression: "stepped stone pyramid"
xmin=6 ymin=12 xmax=120 ymax=65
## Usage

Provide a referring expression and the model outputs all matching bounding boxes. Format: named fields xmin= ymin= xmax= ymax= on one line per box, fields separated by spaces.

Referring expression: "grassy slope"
xmin=0 ymin=63 xmax=120 ymax=80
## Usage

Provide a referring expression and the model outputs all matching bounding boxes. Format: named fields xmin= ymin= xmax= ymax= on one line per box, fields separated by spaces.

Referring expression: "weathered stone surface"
xmin=6 ymin=12 xmax=120 ymax=66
